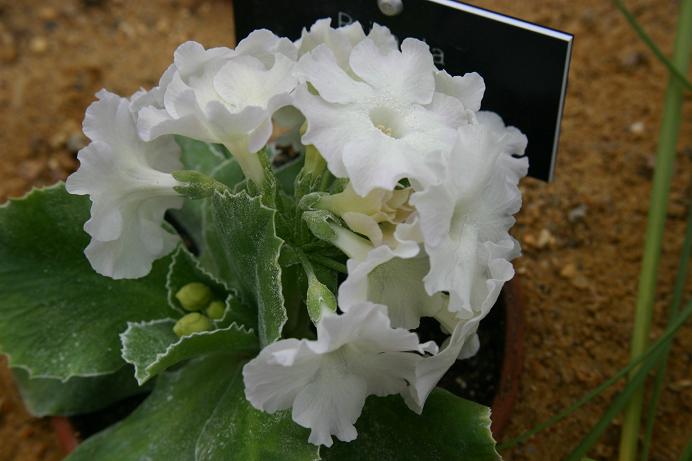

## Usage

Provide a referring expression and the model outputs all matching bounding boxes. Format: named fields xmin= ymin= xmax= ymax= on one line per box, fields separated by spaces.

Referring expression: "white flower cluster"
xmin=67 ymin=18 xmax=528 ymax=446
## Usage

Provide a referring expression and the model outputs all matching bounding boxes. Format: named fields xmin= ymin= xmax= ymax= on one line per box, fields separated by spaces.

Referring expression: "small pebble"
xmin=155 ymin=18 xmax=170 ymax=33
xmin=523 ymin=233 xmax=536 ymax=247
xmin=620 ymin=49 xmax=647 ymax=69
xmin=568 ymin=203 xmax=588 ymax=222
xmin=49 ymin=132 xmax=67 ymax=149
xmin=629 ymin=121 xmax=645 ymax=135
xmin=29 ymin=36 xmax=48 ymax=54
xmin=118 ymin=21 xmax=136 ymax=38
xmin=536 ymin=228 xmax=556 ymax=248
xmin=560 ymin=263 xmax=578 ymax=279
xmin=38 ymin=6 xmax=59 ymax=21
xmin=560 ymin=262 xmax=591 ymax=289
xmin=571 ymin=274 xmax=591 ymax=290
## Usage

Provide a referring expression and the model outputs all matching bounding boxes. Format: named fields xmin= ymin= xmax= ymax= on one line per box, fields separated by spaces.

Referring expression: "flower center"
xmin=369 ymin=106 xmax=403 ymax=139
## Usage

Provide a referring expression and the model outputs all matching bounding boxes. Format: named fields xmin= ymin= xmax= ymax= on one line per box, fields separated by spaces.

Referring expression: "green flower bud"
xmin=175 ymin=282 xmax=212 ymax=311
xmin=306 ymin=273 xmax=337 ymax=324
xmin=173 ymin=313 xmax=213 ymax=337
xmin=302 ymin=210 xmax=338 ymax=242
xmin=205 ymin=300 xmax=225 ymax=320
xmin=172 ymin=170 xmax=227 ymax=199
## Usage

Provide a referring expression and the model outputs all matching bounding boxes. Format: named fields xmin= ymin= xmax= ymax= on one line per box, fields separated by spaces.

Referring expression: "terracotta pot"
xmin=51 ymin=416 xmax=79 ymax=454
xmin=489 ymin=276 xmax=525 ymax=438
xmin=52 ymin=278 xmax=525 ymax=453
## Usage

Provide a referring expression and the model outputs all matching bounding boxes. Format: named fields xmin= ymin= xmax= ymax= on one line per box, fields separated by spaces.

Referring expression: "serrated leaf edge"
xmin=0 ymin=181 xmax=66 ymax=210
xmin=120 ymin=318 xmax=257 ymax=385
xmin=213 ymin=189 xmax=287 ymax=346
xmin=0 ymin=182 xmax=125 ymax=382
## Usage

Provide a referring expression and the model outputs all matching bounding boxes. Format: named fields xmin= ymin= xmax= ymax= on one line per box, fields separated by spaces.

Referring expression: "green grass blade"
xmin=679 ymin=438 xmax=692 ymax=461
xmin=640 ymin=206 xmax=692 ymax=460
xmin=565 ymin=345 xmax=666 ymax=461
xmin=618 ymin=0 xmax=692 ymax=458
xmin=610 ymin=0 xmax=692 ymax=92
xmin=498 ymin=301 xmax=692 ymax=451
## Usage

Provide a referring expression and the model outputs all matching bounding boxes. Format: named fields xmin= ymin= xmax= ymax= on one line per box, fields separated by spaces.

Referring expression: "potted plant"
xmin=0 ymin=18 xmax=528 ymax=460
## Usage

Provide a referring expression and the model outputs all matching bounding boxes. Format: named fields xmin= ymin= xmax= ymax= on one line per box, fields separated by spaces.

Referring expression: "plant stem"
xmin=498 ymin=301 xmax=692 ymax=451
xmin=610 ymin=0 xmax=692 ymax=92
xmin=307 ymin=254 xmax=348 ymax=274
xmin=640 ymin=205 xmax=692 ymax=461
xmin=618 ymin=1 xmax=692 ymax=459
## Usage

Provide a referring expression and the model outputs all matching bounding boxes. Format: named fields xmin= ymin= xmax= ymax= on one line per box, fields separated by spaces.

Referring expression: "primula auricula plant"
xmin=0 ymin=19 xmax=526 ymax=460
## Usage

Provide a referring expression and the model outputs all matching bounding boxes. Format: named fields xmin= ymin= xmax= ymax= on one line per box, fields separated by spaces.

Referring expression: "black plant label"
xmin=234 ymin=0 xmax=573 ymax=181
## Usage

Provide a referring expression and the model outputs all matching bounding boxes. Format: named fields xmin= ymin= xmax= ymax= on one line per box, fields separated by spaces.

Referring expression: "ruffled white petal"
xmin=296 ymin=18 xmax=366 ymax=71
xmin=411 ymin=116 xmax=527 ymax=311
xmin=236 ymin=29 xmax=297 ymax=66
xmin=339 ymin=245 xmax=448 ymax=330
xmin=294 ymin=84 xmax=371 ymax=178
xmin=136 ymin=36 xmax=299 ymax=181
xmin=243 ymin=303 xmax=428 ymax=447
xmin=65 ymin=90 xmax=182 ymax=279
xmin=297 ymin=45 xmax=374 ymax=104
xmin=295 ymin=31 xmax=463 ymax=195
xmin=399 ymin=114 xmax=528 ymax=410
xmin=404 ymin=316 xmax=481 ymax=413
xmin=434 ymin=70 xmax=485 ymax=112
xmin=349 ymin=38 xmax=434 ymax=105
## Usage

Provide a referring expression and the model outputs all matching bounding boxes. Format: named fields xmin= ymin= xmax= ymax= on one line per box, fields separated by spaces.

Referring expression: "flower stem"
xmin=234 ymin=149 xmax=266 ymax=188
xmin=307 ymin=254 xmax=348 ymax=274
xmin=618 ymin=1 xmax=692 ymax=459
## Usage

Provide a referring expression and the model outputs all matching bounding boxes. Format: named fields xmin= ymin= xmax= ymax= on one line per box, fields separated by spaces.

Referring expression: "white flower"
xmin=296 ymin=18 xmax=366 ymax=69
xmin=66 ymin=90 xmax=183 ymax=279
xmin=137 ymin=31 xmax=298 ymax=184
xmin=404 ymin=316 xmax=483 ymax=413
xmin=314 ymin=182 xmax=414 ymax=247
xmin=295 ymin=36 xmax=468 ymax=195
xmin=336 ymin=215 xmax=458 ymax=332
xmin=411 ymin=112 xmax=528 ymax=316
xmin=272 ymin=20 xmax=399 ymax=151
xmin=296 ymin=19 xmax=398 ymax=71
xmin=434 ymin=69 xmax=485 ymax=113
xmin=243 ymin=302 xmax=435 ymax=447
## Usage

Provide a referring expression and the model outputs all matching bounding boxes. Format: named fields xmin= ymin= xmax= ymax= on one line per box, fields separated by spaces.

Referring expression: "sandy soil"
xmin=0 ymin=0 xmax=690 ymax=460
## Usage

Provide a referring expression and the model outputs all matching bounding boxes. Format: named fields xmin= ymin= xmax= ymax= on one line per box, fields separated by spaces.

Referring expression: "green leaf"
xmin=194 ymin=357 xmax=317 ymax=461
xmin=322 ymin=389 xmax=500 ymax=461
xmin=68 ymin=354 xmax=318 ymax=461
xmin=195 ymin=157 xmax=246 ymax=272
xmin=175 ymin=136 xmax=229 ymax=174
xmin=205 ymin=190 xmax=286 ymax=346
xmin=0 ymin=184 xmax=177 ymax=380
xmin=13 ymin=366 xmax=147 ymax=417
xmin=274 ymin=155 xmax=304 ymax=195
xmin=120 ymin=319 xmax=257 ymax=385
